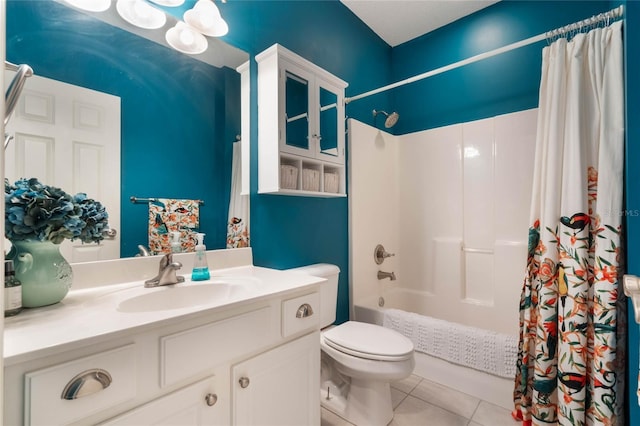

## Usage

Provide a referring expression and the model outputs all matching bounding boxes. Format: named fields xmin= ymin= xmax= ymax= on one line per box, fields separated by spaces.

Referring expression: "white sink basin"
xmin=117 ymin=280 xmax=255 ymax=313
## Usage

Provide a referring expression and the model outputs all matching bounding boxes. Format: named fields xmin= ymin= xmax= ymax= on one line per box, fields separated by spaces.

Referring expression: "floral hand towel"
xmin=148 ymin=198 xmax=199 ymax=255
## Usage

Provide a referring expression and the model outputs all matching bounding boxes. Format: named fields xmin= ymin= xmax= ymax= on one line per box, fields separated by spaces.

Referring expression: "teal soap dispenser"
xmin=191 ymin=232 xmax=210 ymax=281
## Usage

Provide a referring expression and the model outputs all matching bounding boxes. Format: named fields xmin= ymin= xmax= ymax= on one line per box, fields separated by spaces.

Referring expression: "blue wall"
xmin=6 ymin=0 xmax=239 ymax=257
xmin=390 ymin=1 xmax=612 ymax=134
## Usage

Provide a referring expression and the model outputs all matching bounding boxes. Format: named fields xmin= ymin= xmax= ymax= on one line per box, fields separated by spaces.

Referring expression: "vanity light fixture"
xmin=116 ymin=0 xmax=167 ymax=29
xmin=184 ymin=0 xmax=229 ymax=37
xmin=63 ymin=0 xmax=111 ymax=12
xmin=165 ymin=21 xmax=208 ymax=54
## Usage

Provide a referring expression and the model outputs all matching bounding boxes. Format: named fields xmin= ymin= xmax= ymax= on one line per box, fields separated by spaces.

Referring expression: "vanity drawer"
xmin=282 ymin=292 xmax=320 ymax=337
xmin=24 ymin=344 xmax=136 ymax=426
xmin=161 ymin=305 xmax=276 ymax=387
xmin=100 ymin=375 xmax=226 ymax=425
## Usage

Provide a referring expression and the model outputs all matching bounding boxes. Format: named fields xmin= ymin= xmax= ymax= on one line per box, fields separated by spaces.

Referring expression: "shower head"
xmin=372 ymin=109 xmax=399 ymax=128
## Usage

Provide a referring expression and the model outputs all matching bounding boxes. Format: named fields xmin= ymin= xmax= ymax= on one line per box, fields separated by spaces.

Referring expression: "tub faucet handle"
xmin=374 ymin=244 xmax=395 ymax=265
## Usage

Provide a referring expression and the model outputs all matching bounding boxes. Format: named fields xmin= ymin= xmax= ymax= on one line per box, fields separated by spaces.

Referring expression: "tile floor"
xmin=321 ymin=374 xmax=519 ymax=426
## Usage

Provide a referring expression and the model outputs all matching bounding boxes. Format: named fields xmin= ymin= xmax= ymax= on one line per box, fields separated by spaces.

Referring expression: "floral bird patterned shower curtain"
xmin=513 ymin=20 xmax=625 ymax=425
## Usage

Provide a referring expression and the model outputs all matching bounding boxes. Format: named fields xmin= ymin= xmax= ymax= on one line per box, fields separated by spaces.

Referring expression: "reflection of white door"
xmin=4 ymin=72 xmax=121 ymax=262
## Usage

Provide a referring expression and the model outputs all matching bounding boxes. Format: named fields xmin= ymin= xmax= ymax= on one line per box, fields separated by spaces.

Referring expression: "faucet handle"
xmin=159 ymin=253 xmax=173 ymax=270
xmin=374 ymin=244 xmax=395 ymax=265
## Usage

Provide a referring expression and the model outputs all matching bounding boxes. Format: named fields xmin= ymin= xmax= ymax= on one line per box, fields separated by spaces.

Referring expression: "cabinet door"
xmin=232 ymin=332 xmax=320 ymax=426
xmin=281 ymin=62 xmax=314 ymax=158
xmin=315 ymin=78 xmax=344 ymax=164
xmin=101 ymin=376 xmax=227 ymax=426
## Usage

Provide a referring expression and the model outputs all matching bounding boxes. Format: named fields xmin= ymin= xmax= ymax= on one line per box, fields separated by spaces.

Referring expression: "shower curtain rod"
xmin=344 ymin=5 xmax=624 ymax=104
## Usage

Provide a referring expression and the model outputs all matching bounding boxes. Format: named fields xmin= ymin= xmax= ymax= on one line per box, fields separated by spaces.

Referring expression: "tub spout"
xmin=377 ymin=270 xmax=396 ymax=281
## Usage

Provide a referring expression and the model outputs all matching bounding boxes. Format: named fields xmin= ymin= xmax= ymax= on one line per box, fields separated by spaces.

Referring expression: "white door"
xmin=4 ymin=72 xmax=121 ymax=262
xmin=232 ymin=332 xmax=320 ymax=426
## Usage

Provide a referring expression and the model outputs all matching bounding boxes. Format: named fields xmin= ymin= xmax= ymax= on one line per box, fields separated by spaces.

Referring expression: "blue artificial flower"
xmin=4 ymin=178 xmax=109 ymax=244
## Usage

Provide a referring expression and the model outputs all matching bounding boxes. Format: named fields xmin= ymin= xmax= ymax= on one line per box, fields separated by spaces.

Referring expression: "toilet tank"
xmin=287 ymin=263 xmax=340 ymax=328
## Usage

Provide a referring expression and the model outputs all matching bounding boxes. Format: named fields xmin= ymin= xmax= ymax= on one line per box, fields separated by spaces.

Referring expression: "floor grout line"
xmin=393 ymin=390 xmax=410 ymax=411
xmin=468 ymin=400 xmax=482 ymax=425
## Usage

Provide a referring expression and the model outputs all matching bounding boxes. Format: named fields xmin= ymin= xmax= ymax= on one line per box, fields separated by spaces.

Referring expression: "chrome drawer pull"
xmin=205 ymin=393 xmax=218 ymax=406
xmin=296 ymin=303 xmax=314 ymax=318
xmin=61 ymin=368 xmax=112 ymax=400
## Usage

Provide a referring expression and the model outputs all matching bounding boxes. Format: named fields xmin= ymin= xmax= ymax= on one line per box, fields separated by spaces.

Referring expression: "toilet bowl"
xmin=289 ymin=264 xmax=415 ymax=426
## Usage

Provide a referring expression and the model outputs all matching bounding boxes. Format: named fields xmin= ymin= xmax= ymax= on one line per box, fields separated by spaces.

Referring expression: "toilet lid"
xmin=322 ymin=321 xmax=414 ymax=361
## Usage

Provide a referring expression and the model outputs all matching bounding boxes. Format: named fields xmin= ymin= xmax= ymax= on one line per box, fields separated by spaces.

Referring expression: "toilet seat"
xmin=322 ymin=321 xmax=413 ymax=361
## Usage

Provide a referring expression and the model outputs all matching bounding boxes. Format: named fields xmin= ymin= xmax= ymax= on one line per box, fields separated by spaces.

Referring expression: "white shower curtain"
xmin=226 ymin=141 xmax=249 ymax=248
xmin=513 ymin=20 xmax=625 ymax=425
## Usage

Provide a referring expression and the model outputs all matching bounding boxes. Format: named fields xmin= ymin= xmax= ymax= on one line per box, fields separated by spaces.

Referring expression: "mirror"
xmin=5 ymin=0 xmax=249 ymax=259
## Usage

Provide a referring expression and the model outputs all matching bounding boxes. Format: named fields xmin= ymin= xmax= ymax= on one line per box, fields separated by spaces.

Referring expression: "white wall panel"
xmin=462 ymin=117 xmax=494 ymax=250
xmin=399 ymin=125 xmax=463 ymax=294
xmin=464 ymin=251 xmax=494 ymax=304
xmin=494 ymin=109 xmax=537 ymax=241
xmin=348 ymin=119 xmax=399 ymax=313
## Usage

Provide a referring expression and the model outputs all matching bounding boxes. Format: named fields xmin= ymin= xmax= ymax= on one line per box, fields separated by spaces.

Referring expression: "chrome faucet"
xmin=377 ymin=270 xmax=396 ymax=281
xmin=136 ymin=245 xmax=151 ymax=257
xmin=145 ymin=253 xmax=185 ymax=288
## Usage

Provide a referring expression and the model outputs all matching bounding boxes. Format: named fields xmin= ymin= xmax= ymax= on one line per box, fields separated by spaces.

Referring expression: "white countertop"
xmin=4 ymin=250 xmax=324 ymax=366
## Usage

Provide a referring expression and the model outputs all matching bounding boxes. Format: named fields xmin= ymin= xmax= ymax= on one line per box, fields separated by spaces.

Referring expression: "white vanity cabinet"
xmin=233 ymin=331 xmax=320 ymax=426
xmin=4 ymin=288 xmax=322 ymax=426
xmin=257 ymin=43 xmax=348 ymax=197
xmin=101 ymin=376 xmax=225 ymax=426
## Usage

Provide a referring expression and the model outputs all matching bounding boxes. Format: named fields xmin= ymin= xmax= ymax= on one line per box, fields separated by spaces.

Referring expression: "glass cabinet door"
xmin=318 ymin=86 xmax=338 ymax=157
xmin=285 ymin=71 xmax=310 ymax=151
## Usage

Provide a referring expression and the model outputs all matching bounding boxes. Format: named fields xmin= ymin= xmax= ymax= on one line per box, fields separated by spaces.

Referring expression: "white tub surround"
xmin=4 ymin=248 xmax=323 ymax=425
xmin=349 ymin=110 xmax=536 ymax=336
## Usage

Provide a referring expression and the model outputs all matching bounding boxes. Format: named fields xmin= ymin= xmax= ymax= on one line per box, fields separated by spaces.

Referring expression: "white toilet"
xmin=290 ymin=264 xmax=415 ymax=426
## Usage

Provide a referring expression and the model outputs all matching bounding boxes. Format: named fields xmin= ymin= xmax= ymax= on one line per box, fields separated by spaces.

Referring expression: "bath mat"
xmin=383 ymin=308 xmax=518 ymax=379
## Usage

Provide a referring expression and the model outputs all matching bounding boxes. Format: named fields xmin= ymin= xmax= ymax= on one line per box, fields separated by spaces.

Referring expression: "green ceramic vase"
xmin=10 ymin=240 xmax=73 ymax=308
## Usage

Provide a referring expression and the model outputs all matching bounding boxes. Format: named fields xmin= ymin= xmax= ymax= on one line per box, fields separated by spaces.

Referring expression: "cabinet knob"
xmin=239 ymin=377 xmax=250 ymax=388
xmin=205 ymin=393 xmax=218 ymax=406
xmin=61 ymin=368 xmax=112 ymax=400
xmin=296 ymin=303 xmax=314 ymax=318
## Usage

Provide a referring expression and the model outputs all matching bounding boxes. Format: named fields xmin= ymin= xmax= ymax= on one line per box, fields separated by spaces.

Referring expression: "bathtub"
xmin=354 ymin=289 xmax=516 ymax=411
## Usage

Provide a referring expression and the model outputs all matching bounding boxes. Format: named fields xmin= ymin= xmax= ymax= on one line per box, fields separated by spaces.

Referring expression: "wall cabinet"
xmin=4 ymin=290 xmax=321 ymax=425
xmin=257 ymin=44 xmax=348 ymax=197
